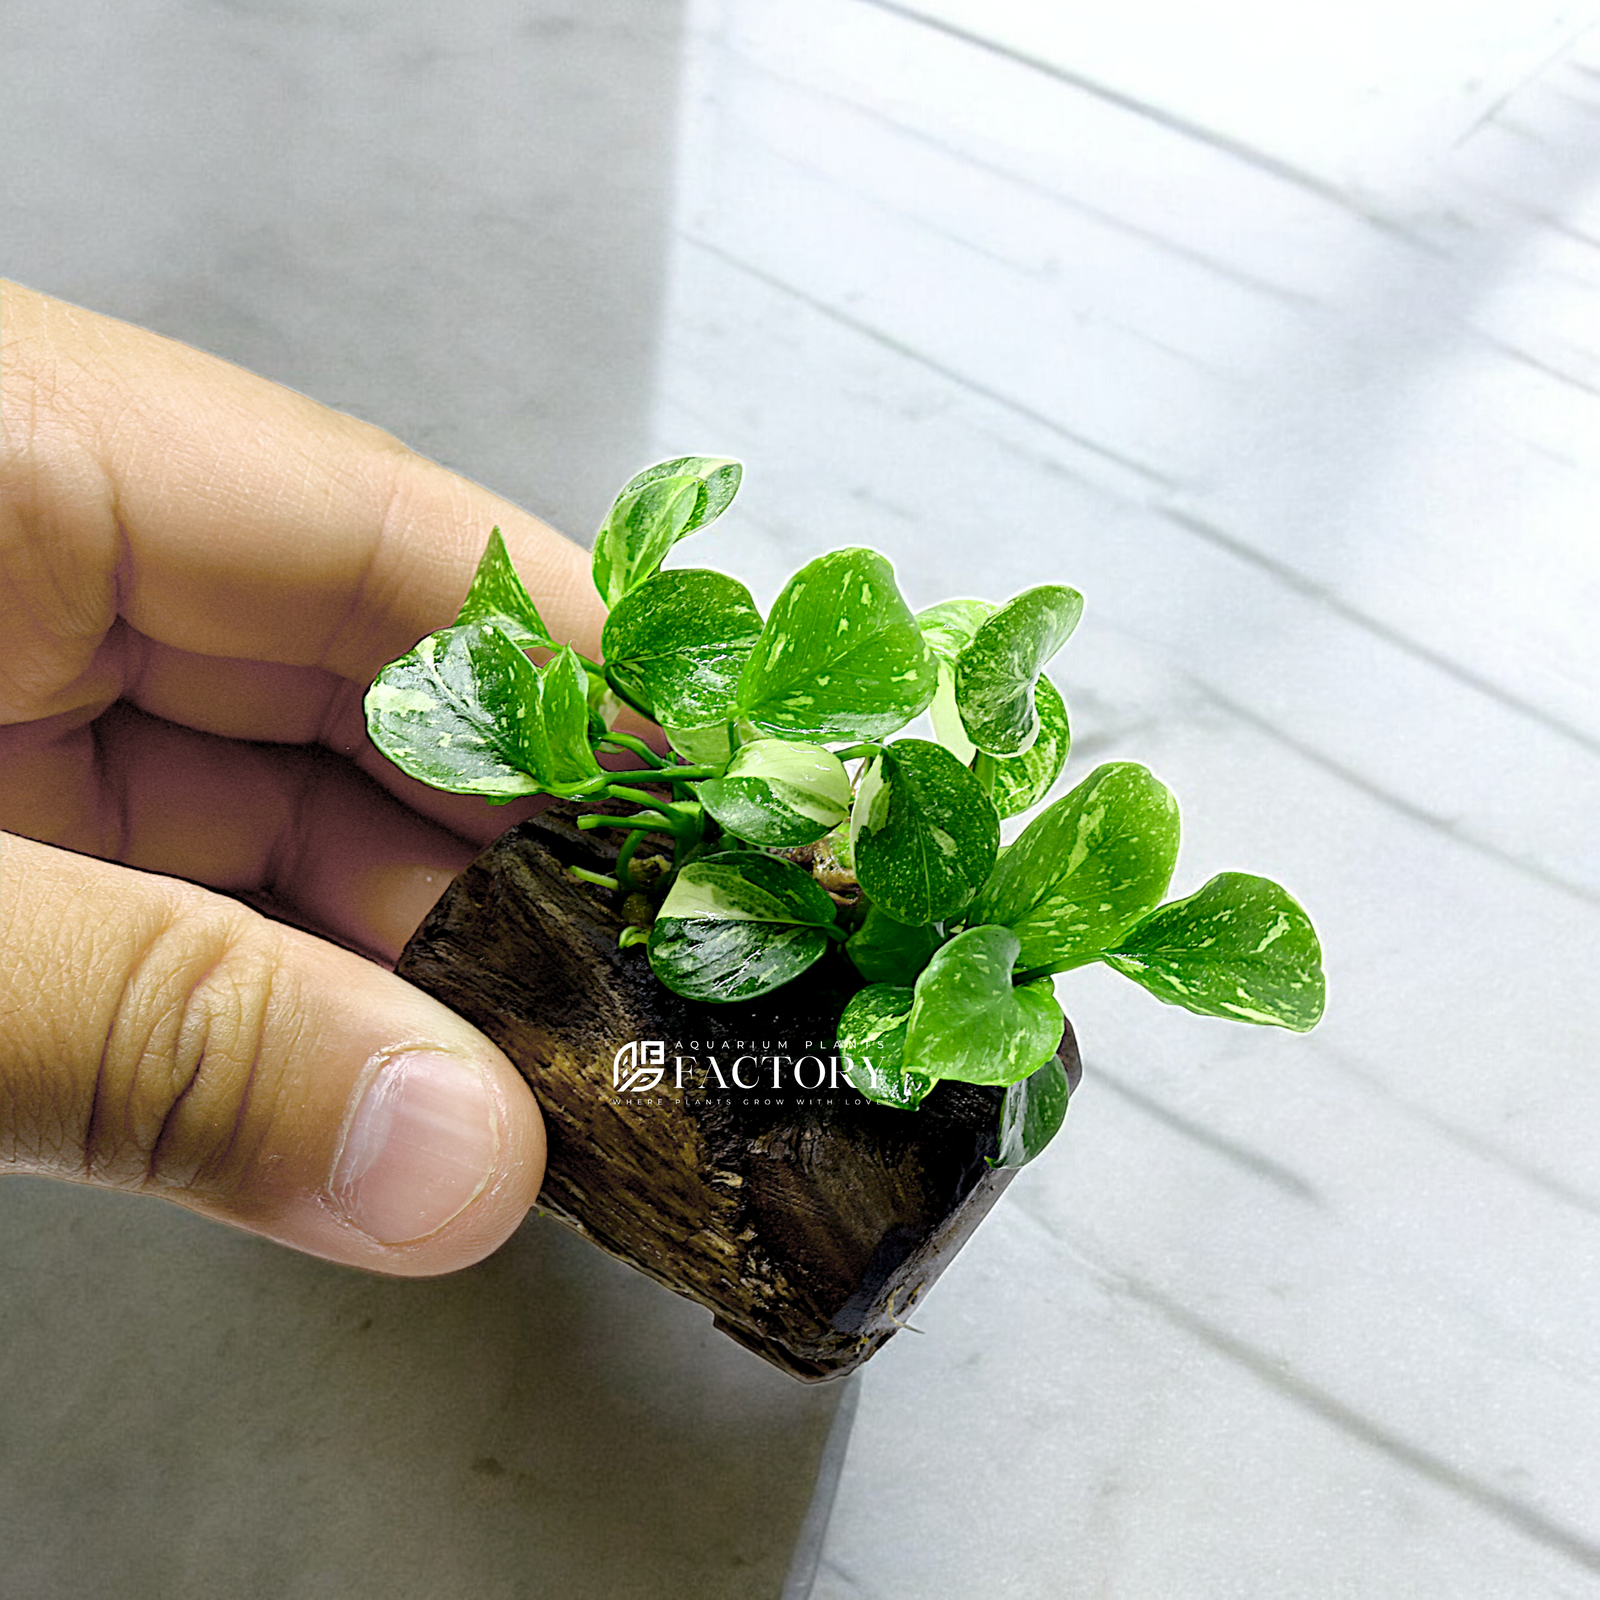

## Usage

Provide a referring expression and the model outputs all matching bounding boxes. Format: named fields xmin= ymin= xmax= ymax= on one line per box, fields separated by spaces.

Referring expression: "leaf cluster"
xmin=365 ymin=457 xmax=1326 ymax=1168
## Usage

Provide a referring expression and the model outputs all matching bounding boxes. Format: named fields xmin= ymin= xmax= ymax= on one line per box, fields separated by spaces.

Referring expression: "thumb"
xmin=0 ymin=831 xmax=544 ymax=1275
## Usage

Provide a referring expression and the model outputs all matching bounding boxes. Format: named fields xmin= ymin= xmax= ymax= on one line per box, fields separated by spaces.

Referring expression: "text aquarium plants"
xmin=366 ymin=456 xmax=1325 ymax=1168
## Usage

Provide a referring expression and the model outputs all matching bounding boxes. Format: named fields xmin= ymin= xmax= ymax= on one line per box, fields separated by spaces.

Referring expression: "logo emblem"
xmin=613 ymin=1039 xmax=665 ymax=1093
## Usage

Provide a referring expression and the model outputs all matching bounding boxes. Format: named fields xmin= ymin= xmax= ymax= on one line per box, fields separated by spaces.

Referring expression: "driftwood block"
xmin=398 ymin=808 xmax=1080 ymax=1380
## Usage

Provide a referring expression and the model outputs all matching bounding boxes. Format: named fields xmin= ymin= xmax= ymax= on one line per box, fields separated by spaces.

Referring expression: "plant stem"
xmin=558 ymin=764 xmax=716 ymax=799
xmin=833 ymin=742 xmax=881 ymax=763
xmin=606 ymin=783 xmax=688 ymax=814
xmin=580 ymin=798 xmax=701 ymax=855
xmin=615 ymin=828 xmax=646 ymax=892
xmin=577 ymin=812 xmax=672 ymax=832
xmin=1013 ymin=964 xmax=1069 ymax=985
xmin=567 ymin=865 xmax=621 ymax=891
xmin=972 ymin=751 xmax=997 ymax=798
xmin=599 ymin=733 xmax=665 ymax=768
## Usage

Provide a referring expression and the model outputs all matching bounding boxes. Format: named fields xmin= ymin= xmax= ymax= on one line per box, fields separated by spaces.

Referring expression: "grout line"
xmin=682 ymin=232 xmax=1177 ymax=488
xmin=851 ymin=0 xmax=1414 ymax=235
xmin=1160 ymin=505 xmax=1600 ymax=761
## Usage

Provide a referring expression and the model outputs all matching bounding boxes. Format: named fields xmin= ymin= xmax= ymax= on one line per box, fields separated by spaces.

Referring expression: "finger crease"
xmin=317 ymin=445 xmax=415 ymax=680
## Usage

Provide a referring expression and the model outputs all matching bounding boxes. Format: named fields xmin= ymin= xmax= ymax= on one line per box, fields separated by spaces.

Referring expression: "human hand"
xmin=0 ymin=281 xmax=604 ymax=1273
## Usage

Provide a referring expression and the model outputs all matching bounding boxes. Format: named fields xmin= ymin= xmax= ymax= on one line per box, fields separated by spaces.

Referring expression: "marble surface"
xmin=7 ymin=0 xmax=1600 ymax=1595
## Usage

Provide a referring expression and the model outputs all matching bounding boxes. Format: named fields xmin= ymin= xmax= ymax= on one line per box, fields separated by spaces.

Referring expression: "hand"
xmin=0 ymin=282 xmax=603 ymax=1274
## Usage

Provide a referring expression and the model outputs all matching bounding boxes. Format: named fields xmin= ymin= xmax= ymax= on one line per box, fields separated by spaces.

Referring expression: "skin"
xmin=0 ymin=280 xmax=610 ymax=1273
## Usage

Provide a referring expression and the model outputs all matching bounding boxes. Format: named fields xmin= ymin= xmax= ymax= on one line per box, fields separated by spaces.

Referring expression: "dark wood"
xmin=397 ymin=806 xmax=1080 ymax=1381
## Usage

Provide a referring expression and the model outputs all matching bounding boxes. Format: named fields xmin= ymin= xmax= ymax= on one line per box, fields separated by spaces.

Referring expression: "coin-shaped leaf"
xmin=992 ymin=1054 xmax=1071 ymax=1168
xmin=846 ymin=903 xmax=943 ymax=986
xmin=990 ymin=674 xmax=1071 ymax=819
xmin=364 ymin=620 xmax=544 ymax=797
xmin=694 ymin=739 xmax=851 ymax=847
xmin=954 ymin=584 xmax=1083 ymax=757
xmin=902 ymin=925 xmax=1064 ymax=1087
xmin=602 ymin=568 xmax=762 ymax=728
xmin=916 ymin=597 xmax=992 ymax=666
xmin=1103 ymin=872 xmax=1325 ymax=1031
xmin=647 ymin=851 xmax=837 ymax=1002
xmin=850 ymin=739 xmax=998 ymax=925
xmin=592 ymin=456 xmax=742 ymax=608
xmin=737 ymin=549 xmax=937 ymax=741
xmin=971 ymin=761 xmax=1179 ymax=973
xmin=837 ymin=984 xmax=931 ymax=1109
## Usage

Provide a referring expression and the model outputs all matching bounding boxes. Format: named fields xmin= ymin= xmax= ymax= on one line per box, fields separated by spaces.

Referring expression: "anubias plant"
xmin=366 ymin=456 xmax=1325 ymax=1169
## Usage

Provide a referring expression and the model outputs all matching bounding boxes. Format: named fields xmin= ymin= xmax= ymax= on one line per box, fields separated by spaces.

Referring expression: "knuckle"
xmin=84 ymin=897 xmax=284 ymax=1196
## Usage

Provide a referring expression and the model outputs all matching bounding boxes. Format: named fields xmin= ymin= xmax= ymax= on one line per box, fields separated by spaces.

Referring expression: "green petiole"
xmin=598 ymin=732 xmax=666 ymax=768
xmin=615 ymin=829 xmax=647 ymax=892
xmin=567 ymin=865 xmax=621 ymax=891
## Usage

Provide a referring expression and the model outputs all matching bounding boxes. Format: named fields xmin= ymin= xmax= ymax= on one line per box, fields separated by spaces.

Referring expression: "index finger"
xmin=0 ymin=280 xmax=604 ymax=687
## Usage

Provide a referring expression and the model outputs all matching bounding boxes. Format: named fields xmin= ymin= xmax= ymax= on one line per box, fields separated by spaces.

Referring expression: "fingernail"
xmin=332 ymin=1053 xmax=500 ymax=1245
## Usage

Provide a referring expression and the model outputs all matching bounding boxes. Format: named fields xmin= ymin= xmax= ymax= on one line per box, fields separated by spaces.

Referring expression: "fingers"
xmin=0 ymin=831 xmax=545 ymax=1273
xmin=0 ymin=700 xmax=488 ymax=963
xmin=0 ymin=281 xmax=608 ymax=722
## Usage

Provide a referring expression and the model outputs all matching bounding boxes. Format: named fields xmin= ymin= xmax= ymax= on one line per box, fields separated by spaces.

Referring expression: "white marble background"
xmin=664 ymin=2 xmax=1600 ymax=1594
xmin=6 ymin=1 xmax=1600 ymax=1595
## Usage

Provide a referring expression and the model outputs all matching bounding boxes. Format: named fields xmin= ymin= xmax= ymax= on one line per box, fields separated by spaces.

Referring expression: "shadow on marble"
xmin=0 ymin=1175 xmax=844 ymax=1600
xmin=3 ymin=0 xmax=689 ymax=536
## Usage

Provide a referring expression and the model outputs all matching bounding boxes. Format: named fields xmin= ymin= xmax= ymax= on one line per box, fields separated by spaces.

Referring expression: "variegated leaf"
xmin=837 ymin=984 xmax=930 ymax=1109
xmin=903 ymin=925 xmax=1064 ymax=1086
xmin=955 ymin=585 xmax=1083 ymax=757
xmin=850 ymin=738 xmax=998 ymax=925
xmin=970 ymin=762 xmax=1179 ymax=973
xmin=363 ymin=621 xmax=544 ymax=797
xmin=601 ymin=568 xmax=762 ymax=728
xmin=694 ymin=738 xmax=851 ymax=847
xmin=1103 ymin=872 xmax=1325 ymax=1031
xmin=647 ymin=851 xmax=837 ymax=1002
xmin=736 ymin=549 xmax=936 ymax=741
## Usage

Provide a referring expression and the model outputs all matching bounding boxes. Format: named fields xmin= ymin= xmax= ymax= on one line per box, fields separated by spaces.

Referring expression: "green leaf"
xmin=534 ymin=645 xmax=603 ymax=787
xmin=903 ymin=926 xmax=1064 ymax=1087
xmin=453 ymin=527 xmax=556 ymax=650
xmin=737 ymin=549 xmax=937 ymax=741
xmin=929 ymin=660 xmax=976 ymax=763
xmin=955 ymin=585 xmax=1083 ymax=757
xmin=992 ymin=1055 xmax=1070 ymax=1168
xmin=627 ymin=454 xmax=743 ymax=528
xmin=922 ymin=601 xmax=994 ymax=764
xmin=850 ymin=738 xmax=998 ymax=924
xmin=694 ymin=739 xmax=851 ymax=847
xmin=602 ymin=569 xmax=763 ymax=728
xmin=647 ymin=850 xmax=836 ymax=1002
xmin=990 ymin=674 xmax=1071 ymax=820
xmin=1103 ymin=872 xmax=1326 ymax=1031
xmin=584 ymin=667 xmax=626 ymax=739
xmin=663 ymin=722 xmax=735 ymax=770
xmin=916 ymin=598 xmax=993 ymax=666
xmin=971 ymin=761 xmax=1180 ymax=973
xmin=846 ymin=902 xmax=943 ymax=985
xmin=837 ymin=984 xmax=931 ymax=1109
xmin=364 ymin=621 xmax=544 ymax=797
xmin=592 ymin=456 xmax=742 ymax=607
